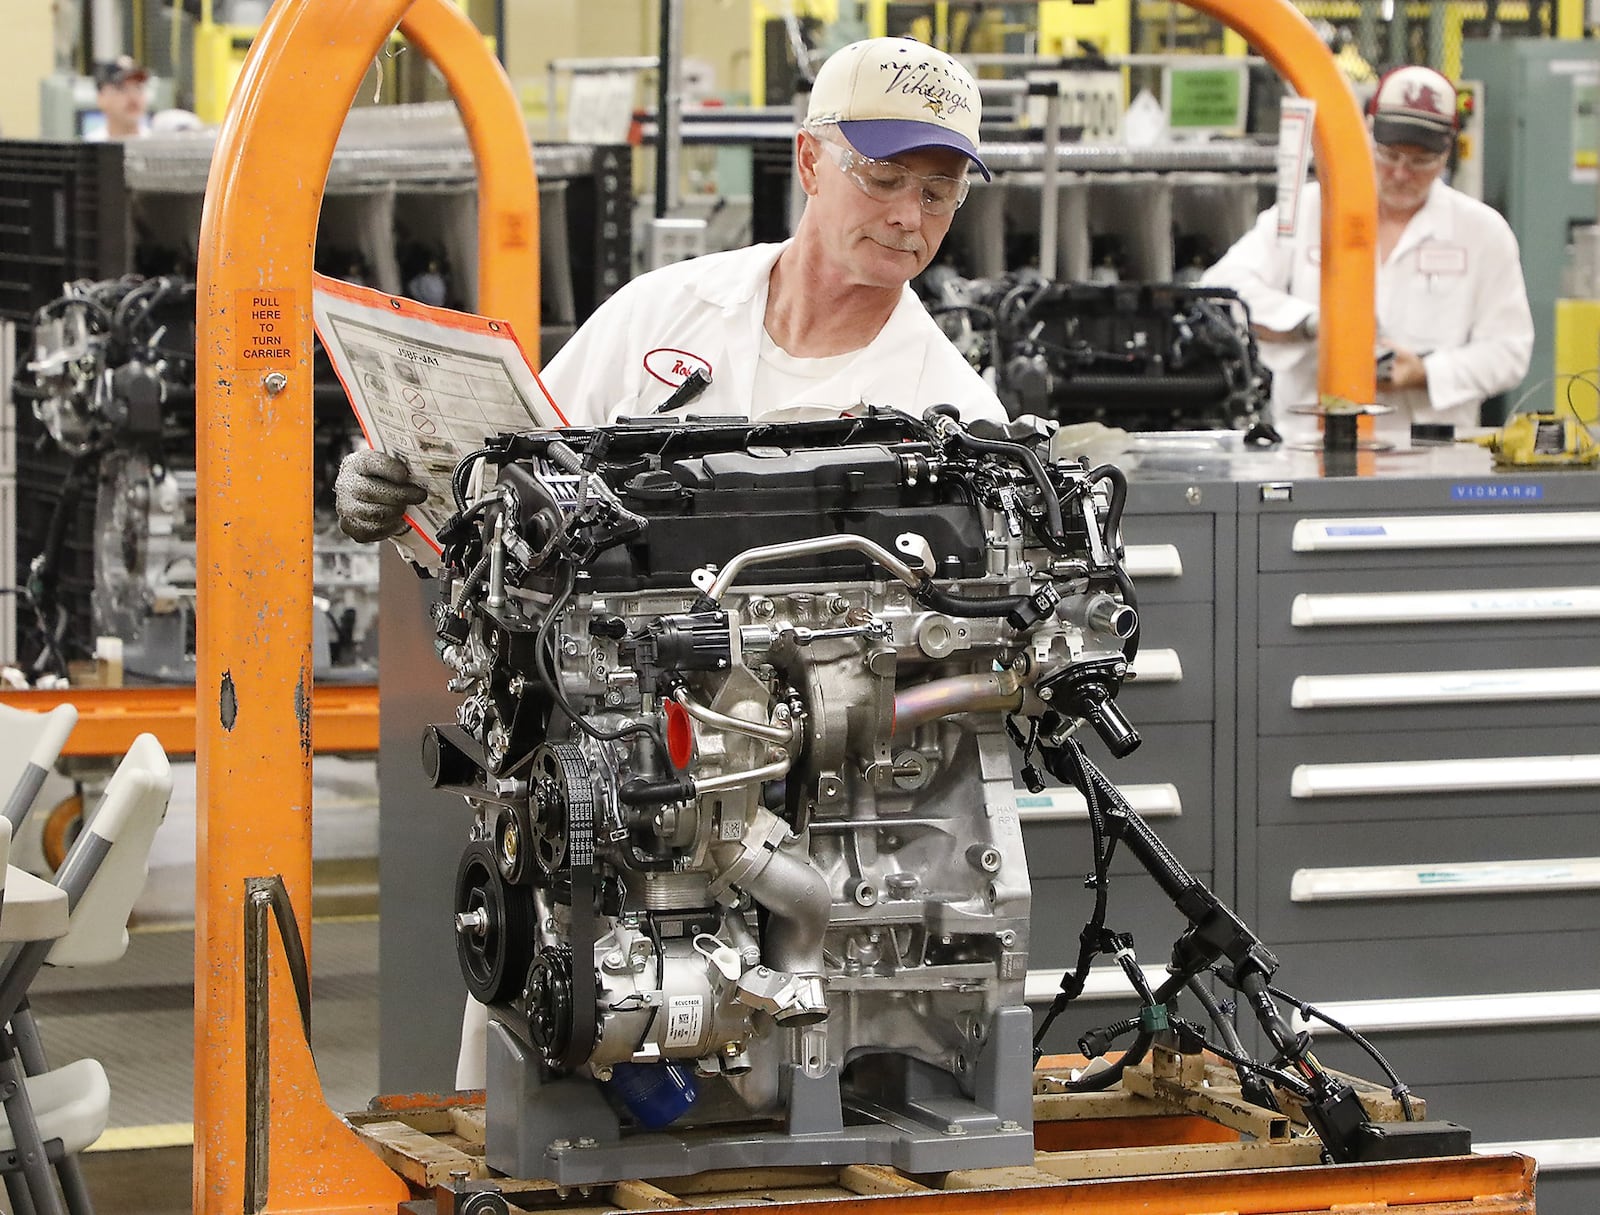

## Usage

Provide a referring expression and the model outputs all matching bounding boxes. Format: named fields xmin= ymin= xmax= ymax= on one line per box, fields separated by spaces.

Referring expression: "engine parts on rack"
xmin=921 ymin=269 xmax=1272 ymax=432
xmin=15 ymin=275 xmax=378 ymax=682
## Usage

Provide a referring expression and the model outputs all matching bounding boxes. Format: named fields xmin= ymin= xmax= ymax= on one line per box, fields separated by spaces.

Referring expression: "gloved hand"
xmin=334 ymin=449 xmax=428 ymax=543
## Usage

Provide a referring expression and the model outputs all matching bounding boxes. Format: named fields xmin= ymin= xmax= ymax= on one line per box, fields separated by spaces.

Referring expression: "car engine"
xmin=428 ymin=409 xmax=1142 ymax=1182
xmin=919 ymin=269 xmax=1272 ymax=433
xmin=18 ymin=274 xmax=378 ymax=681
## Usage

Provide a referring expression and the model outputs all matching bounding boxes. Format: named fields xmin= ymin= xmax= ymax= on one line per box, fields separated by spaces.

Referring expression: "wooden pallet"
xmin=350 ymin=1054 xmax=1535 ymax=1215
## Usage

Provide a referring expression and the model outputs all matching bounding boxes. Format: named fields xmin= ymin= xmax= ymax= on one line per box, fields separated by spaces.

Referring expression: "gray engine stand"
xmin=485 ymin=1007 xmax=1036 ymax=1184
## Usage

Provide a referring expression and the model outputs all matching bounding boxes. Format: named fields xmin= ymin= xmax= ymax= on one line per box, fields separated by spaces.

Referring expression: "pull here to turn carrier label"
xmin=235 ymin=288 xmax=300 ymax=369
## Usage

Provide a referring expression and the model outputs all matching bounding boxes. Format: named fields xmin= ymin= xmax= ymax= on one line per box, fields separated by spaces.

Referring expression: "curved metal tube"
xmin=674 ymin=688 xmax=795 ymax=745
xmin=893 ymin=671 xmax=1025 ymax=737
xmin=745 ymin=839 xmax=830 ymax=978
xmin=700 ymin=536 xmax=924 ymax=602
xmin=693 ymin=756 xmax=792 ymax=796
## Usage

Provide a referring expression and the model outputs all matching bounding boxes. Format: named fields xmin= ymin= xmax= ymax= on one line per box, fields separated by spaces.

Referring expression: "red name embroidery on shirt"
xmin=644 ymin=348 xmax=714 ymax=387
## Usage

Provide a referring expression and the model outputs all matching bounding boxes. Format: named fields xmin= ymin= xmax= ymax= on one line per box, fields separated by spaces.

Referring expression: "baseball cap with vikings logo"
xmin=805 ymin=38 xmax=991 ymax=181
xmin=1370 ymin=65 xmax=1458 ymax=155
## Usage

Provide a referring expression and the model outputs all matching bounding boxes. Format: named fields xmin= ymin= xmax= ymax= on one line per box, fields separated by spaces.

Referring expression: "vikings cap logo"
xmin=805 ymin=38 xmax=992 ymax=180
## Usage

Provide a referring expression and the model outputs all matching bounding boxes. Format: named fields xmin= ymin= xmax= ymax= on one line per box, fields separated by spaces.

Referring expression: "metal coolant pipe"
xmin=745 ymin=840 xmax=830 ymax=979
xmin=892 ymin=671 xmax=1025 ymax=737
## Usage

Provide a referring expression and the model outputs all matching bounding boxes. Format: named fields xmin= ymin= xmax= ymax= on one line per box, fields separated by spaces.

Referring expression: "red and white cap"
xmin=805 ymin=38 xmax=990 ymax=180
xmin=1370 ymin=65 xmax=1458 ymax=154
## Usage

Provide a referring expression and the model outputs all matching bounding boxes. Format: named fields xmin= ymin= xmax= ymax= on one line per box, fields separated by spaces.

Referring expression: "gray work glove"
xmin=334 ymin=449 xmax=429 ymax=543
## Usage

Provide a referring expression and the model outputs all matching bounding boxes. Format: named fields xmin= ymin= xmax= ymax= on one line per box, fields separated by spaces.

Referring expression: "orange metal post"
xmin=1186 ymin=0 xmax=1379 ymax=411
xmin=400 ymin=2 xmax=542 ymax=343
xmin=192 ymin=0 xmax=537 ymax=1211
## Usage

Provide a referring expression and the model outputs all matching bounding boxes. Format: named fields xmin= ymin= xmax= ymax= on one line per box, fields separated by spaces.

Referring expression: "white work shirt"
xmin=539 ymin=241 xmax=1005 ymax=427
xmin=1201 ymin=180 xmax=1533 ymax=447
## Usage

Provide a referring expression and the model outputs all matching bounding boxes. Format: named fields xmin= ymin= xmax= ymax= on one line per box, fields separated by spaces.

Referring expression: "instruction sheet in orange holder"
xmin=311 ymin=273 xmax=569 ymax=563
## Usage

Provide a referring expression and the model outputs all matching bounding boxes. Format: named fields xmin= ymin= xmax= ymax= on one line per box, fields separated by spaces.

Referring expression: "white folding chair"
xmin=0 ymin=733 xmax=172 ymax=1215
xmin=0 ymin=704 xmax=79 ymax=832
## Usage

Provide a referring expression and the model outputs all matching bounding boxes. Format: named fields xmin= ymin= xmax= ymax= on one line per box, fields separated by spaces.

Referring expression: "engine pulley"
xmin=529 ymin=742 xmax=594 ymax=875
xmin=453 ymin=840 xmax=536 ymax=1004
xmin=523 ymin=946 xmax=576 ymax=1071
xmin=493 ymin=801 xmax=537 ymax=886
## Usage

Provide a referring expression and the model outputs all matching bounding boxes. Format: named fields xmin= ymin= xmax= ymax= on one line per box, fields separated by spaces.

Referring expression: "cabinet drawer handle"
xmin=1292 ymin=510 xmax=1600 ymax=552
xmin=1025 ymin=965 xmax=1167 ymax=1004
xmin=1290 ymin=754 xmax=1600 ymax=798
xmin=1291 ymin=586 xmax=1600 ymax=627
xmin=1291 ymin=667 xmax=1600 ymax=708
xmin=1017 ymin=783 xmax=1181 ymax=822
xmin=1290 ymin=856 xmax=1600 ymax=901
xmin=1129 ymin=648 xmax=1182 ymax=685
xmin=1123 ymin=544 xmax=1183 ymax=578
xmin=1473 ymin=1137 xmax=1600 ymax=1172
xmin=1290 ymin=989 xmax=1600 ymax=1033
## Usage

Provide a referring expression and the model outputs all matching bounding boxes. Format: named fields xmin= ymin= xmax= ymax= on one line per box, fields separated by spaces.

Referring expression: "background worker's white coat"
xmin=1202 ymin=180 xmax=1533 ymax=447
xmin=539 ymin=242 xmax=1005 ymax=427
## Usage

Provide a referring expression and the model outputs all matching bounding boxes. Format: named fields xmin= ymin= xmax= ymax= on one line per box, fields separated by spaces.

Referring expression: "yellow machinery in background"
xmin=747 ymin=0 xmax=1586 ymax=109
xmin=191 ymin=6 xmax=253 ymax=124
xmin=749 ymin=0 xmax=1158 ymax=112
xmin=190 ymin=0 xmax=485 ymax=123
xmin=1469 ymin=409 xmax=1600 ymax=466
xmin=1555 ymin=298 xmax=1600 ymax=423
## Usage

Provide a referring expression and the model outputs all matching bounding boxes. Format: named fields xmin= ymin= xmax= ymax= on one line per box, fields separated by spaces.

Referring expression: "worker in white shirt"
xmin=1202 ymin=65 xmax=1533 ymax=448
xmin=335 ymin=36 xmax=1005 ymax=545
xmin=334 ymin=38 xmax=1008 ymax=1087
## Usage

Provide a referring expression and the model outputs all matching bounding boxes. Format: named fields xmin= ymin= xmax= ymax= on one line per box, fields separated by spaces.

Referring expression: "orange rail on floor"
xmin=0 ymin=685 xmax=378 ymax=757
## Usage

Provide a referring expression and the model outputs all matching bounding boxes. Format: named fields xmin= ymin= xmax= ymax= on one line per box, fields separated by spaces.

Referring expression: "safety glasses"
xmin=1373 ymin=142 xmax=1448 ymax=173
xmin=818 ymin=138 xmax=970 ymax=216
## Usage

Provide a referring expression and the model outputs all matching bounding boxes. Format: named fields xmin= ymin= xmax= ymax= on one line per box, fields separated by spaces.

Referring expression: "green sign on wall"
xmin=1165 ymin=65 xmax=1247 ymax=134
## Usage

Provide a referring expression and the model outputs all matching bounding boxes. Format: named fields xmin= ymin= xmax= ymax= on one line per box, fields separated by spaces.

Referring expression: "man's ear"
xmin=796 ymin=130 xmax=824 ymax=197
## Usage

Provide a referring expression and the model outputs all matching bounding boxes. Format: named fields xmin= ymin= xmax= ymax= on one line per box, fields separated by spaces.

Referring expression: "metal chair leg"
xmin=0 ymin=1039 xmax=66 ymax=1215
xmin=53 ymin=1153 xmax=95 ymax=1215
xmin=10 ymin=1004 xmax=50 ymax=1074
xmin=10 ymin=1004 xmax=95 ymax=1215
xmin=6 ymin=1166 xmax=40 ymax=1215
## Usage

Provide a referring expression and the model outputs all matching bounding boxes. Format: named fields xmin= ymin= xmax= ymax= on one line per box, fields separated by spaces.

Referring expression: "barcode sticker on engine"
xmin=664 ymin=996 xmax=704 ymax=1048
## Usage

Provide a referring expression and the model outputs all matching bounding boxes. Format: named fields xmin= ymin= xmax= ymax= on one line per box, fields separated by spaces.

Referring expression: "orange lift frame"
xmin=193 ymin=0 xmax=536 ymax=1210
xmin=191 ymin=2 xmax=1374 ymax=1211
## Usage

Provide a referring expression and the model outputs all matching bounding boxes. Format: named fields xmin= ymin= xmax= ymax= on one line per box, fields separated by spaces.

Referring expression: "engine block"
xmin=429 ymin=410 xmax=1141 ymax=1182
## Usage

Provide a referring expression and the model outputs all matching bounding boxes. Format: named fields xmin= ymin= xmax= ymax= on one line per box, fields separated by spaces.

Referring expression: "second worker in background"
xmin=1203 ymin=65 xmax=1533 ymax=448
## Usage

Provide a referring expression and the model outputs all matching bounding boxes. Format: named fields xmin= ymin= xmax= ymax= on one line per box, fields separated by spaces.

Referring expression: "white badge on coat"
xmin=1417 ymin=244 xmax=1468 ymax=276
xmin=644 ymin=347 xmax=714 ymax=387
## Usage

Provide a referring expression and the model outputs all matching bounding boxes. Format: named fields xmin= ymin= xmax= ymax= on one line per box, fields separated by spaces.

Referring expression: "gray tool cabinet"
xmin=1023 ymin=447 xmax=1600 ymax=1213
xmin=1238 ymin=462 xmax=1600 ymax=1215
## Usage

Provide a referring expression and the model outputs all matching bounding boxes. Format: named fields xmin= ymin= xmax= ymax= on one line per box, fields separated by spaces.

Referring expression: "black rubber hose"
xmin=618 ymin=778 xmax=696 ymax=807
xmin=913 ymin=579 xmax=1030 ymax=619
xmin=1086 ymin=462 xmax=1128 ymax=543
xmin=943 ymin=427 xmax=1067 ymax=543
xmin=451 ymin=446 xmax=496 ymax=513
